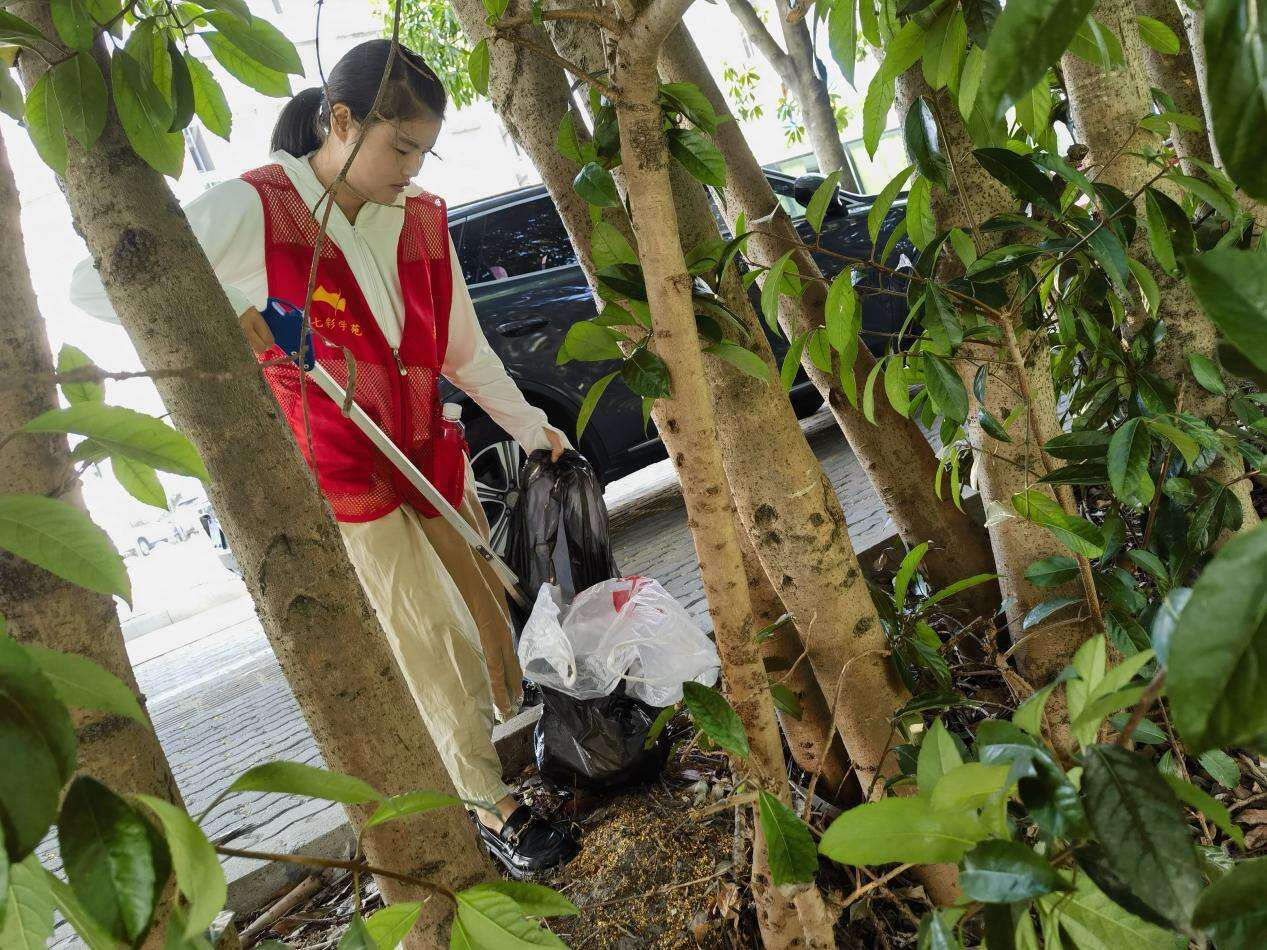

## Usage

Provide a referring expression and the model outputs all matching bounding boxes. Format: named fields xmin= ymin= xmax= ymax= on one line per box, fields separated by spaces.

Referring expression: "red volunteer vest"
xmin=242 ymin=163 xmax=464 ymax=522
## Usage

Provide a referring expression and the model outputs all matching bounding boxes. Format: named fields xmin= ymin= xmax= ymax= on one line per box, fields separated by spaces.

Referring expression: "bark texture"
xmin=15 ymin=15 xmax=490 ymax=943
xmin=893 ymin=73 xmax=1100 ymax=685
xmin=1062 ymin=1 xmax=1258 ymax=532
xmin=658 ymin=27 xmax=1001 ymax=623
xmin=0 ymin=123 xmax=182 ymax=948
xmin=1133 ymin=0 xmax=1213 ymax=175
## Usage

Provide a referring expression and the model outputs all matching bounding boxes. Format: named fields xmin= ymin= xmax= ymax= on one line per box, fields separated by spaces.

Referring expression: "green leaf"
xmin=1199 ymin=748 xmax=1240 ymax=788
xmin=893 ymin=541 xmax=929 ymax=609
xmin=591 ymin=220 xmax=637 ymax=270
xmin=23 ymin=404 xmax=208 ymax=479
xmin=929 ymin=762 xmax=1010 ymax=812
xmin=1038 ymin=872 xmax=1184 ymax=950
xmin=906 ymin=176 xmax=936 ymax=250
xmin=804 ymin=170 xmax=842 ymax=235
xmin=0 ymin=637 xmax=76 ymax=863
xmin=555 ymin=110 xmax=584 ymax=163
xmin=863 ymin=70 xmax=896 ymax=160
xmin=227 ymin=762 xmax=382 ymax=803
xmin=573 ymin=161 xmax=619 ymax=208
xmin=1012 ymin=489 xmax=1105 ymax=558
xmin=1185 ymin=248 xmax=1267 ymax=374
xmin=23 ymin=644 xmax=146 ymax=724
xmin=1023 ymin=596 xmax=1081 ymax=631
xmin=204 ymin=11 xmax=301 ymax=74
xmin=977 ymin=721 xmax=1088 ymax=840
xmin=51 ymin=0 xmax=95 ymax=51
xmin=0 ymin=494 xmax=129 ymax=601
xmin=1107 ymin=417 xmax=1154 ymax=507
xmin=769 ymin=682 xmax=802 ymax=719
xmin=363 ymin=902 xmax=422 ymax=948
xmin=0 ymin=855 xmax=55 ymax=950
xmin=466 ymin=39 xmax=490 ymax=96
xmin=1137 ymin=15 xmax=1180 ymax=55
xmin=1081 ymin=744 xmax=1203 ymax=929
xmin=760 ymin=251 xmax=795 ymax=333
xmin=0 ymin=11 xmax=47 ymax=50
xmin=185 ymin=55 xmax=232 ymax=139
xmin=780 ymin=333 xmax=808 ymax=392
xmin=869 ymin=165 xmax=914 ymax=244
xmin=111 ymin=51 xmax=184 ymax=178
xmin=819 ymin=797 xmax=985 ymax=866
xmin=861 ymin=358 xmax=883 ymax=424
xmin=757 ymin=790 xmax=818 ymax=885
xmin=560 ymin=321 xmax=623 ymax=363
xmin=973 ymin=148 xmax=1061 ymax=214
xmin=1143 ymin=419 xmax=1198 ymax=467
xmin=1187 ymin=352 xmax=1226 ymax=395
xmin=827 ymin=0 xmax=858 ymax=85
xmin=666 ymin=127 xmax=726 ymax=189
xmin=132 ymin=794 xmax=225 ymax=940
xmin=1204 ymin=0 xmax=1267 ymax=201
xmin=112 ymin=456 xmax=168 ymax=510
xmin=659 ymin=82 xmax=719 ymax=135
xmin=576 ymin=371 xmax=618 ymax=442
xmin=923 ymin=354 xmax=968 ymax=424
xmin=0 ymin=63 xmax=23 ymax=122
xmin=339 ymin=914 xmax=376 ymax=950
xmin=904 ymin=97 xmax=948 ymax=187
xmin=59 ymin=776 xmax=170 ymax=945
xmin=924 ymin=572 xmax=997 ymax=608
xmin=705 ymin=341 xmax=770 ymax=382
xmin=364 ymin=790 xmax=461 ymax=830
xmin=1014 ymin=683 xmax=1056 ymax=736
xmin=1167 ymin=522 xmax=1267 ymax=751
xmin=917 ymin=719 xmax=963 ymax=796
xmin=917 ymin=909 xmax=961 ymax=950
xmin=1163 ymin=774 xmax=1244 ymax=846
xmin=824 ymin=271 xmax=860 ymax=358
xmin=463 ymin=882 xmax=577 ymax=919
xmin=884 ymin=357 xmax=911 ymax=417
xmin=961 ymin=840 xmax=1069 ymax=903
xmin=167 ymin=40 xmax=196 ymax=133
xmin=1127 ymin=257 xmax=1160 ymax=316
xmin=1143 ymin=189 xmax=1178 ymax=273
xmin=1045 ymin=430 xmax=1110 ymax=460
xmin=1192 ymin=854 xmax=1267 ymax=948
xmin=978 ymin=0 xmax=1096 ymax=120
xmin=51 ymin=53 xmax=106 ymax=150
xmin=620 ymin=349 xmax=671 ymax=398
xmin=23 ymin=73 xmax=68 ymax=175
xmin=1068 ymin=16 xmax=1125 ymax=67
xmin=682 ymin=682 xmax=749 ymax=757
xmin=205 ymin=30 xmax=291 ymax=96
xmin=1025 ymin=556 xmax=1080 ymax=588
xmin=43 ymin=868 xmax=114 ymax=950
xmin=56 ymin=345 xmax=103 ymax=406
xmin=454 ymin=886 xmax=566 ymax=947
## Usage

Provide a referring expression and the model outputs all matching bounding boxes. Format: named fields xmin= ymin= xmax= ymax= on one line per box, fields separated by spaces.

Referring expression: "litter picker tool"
xmin=261 ymin=298 xmax=530 ymax=608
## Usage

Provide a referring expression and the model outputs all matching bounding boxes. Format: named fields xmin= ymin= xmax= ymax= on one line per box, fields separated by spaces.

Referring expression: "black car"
xmin=203 ymin=169 xmax=906 ymax=566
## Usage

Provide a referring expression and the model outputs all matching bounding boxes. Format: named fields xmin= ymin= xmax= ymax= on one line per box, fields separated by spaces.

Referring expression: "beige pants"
xmin=339 ymin=462 xmax=521 ymax=804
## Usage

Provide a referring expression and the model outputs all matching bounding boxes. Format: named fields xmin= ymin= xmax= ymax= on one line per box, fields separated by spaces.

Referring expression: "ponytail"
xmin=271 ymin=87 xmax=326 ymax=157
xmin=268 ymin=41 xmax=447 ymax=158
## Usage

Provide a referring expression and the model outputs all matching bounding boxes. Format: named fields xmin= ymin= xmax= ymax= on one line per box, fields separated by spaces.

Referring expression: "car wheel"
xmin=466 ymin=416 xmax=526 ymax=556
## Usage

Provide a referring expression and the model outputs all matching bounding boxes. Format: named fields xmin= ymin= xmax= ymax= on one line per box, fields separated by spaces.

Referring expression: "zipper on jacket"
xmin=391 ymin=347 xmax=407 ymax=377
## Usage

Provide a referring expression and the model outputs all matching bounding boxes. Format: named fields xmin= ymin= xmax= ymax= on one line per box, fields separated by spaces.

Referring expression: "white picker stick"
xmin=308 ymin=363 xmax=530 ymax=609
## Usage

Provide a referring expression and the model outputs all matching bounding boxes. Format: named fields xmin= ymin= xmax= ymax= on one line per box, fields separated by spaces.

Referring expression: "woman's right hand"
xmin=240 ymin=306 xmax=277 ymax=354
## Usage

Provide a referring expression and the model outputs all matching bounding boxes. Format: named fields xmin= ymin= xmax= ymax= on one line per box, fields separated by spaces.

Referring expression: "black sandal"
xmin=476 ymin=805 xmax=579 ymax=879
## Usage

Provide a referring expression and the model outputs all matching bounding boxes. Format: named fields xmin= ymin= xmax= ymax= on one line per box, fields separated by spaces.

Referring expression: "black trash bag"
xmin=507 ymin=448 xmax=619 ymax=632
xmin=533 ymin=684 xmax=671 ymax=793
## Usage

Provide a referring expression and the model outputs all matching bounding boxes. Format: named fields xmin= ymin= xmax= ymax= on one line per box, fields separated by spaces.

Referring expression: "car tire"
xmin=466 ymin=415 xmax=527 ymax=556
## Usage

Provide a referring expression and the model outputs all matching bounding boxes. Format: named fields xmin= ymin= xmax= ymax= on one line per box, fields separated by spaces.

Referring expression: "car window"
xmin=451 ymin=217 xmax=482 ymax=285
xmin=471 ymin=197 xmax=577 ymax=283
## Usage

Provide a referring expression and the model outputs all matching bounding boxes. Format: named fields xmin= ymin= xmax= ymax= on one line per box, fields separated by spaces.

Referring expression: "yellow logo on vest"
xmin=311 ymin=286 xmax=362 ymax=336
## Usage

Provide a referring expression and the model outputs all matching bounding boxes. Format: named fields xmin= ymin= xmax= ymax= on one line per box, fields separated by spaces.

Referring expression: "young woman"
xmin=71 ymin=39 xmax=578 ymax=876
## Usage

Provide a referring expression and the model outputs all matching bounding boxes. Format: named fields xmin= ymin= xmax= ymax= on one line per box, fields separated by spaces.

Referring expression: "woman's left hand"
xmin=544 ymin=428 xmax=566 ymax=462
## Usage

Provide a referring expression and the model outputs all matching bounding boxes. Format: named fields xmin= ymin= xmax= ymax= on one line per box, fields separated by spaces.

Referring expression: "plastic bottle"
xmin=432 ymin=402 xmax=468 ymax=504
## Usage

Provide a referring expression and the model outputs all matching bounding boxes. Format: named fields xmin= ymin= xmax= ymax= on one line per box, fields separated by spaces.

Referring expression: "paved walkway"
xmin=50 ymin=411 xmax=906 ymax=936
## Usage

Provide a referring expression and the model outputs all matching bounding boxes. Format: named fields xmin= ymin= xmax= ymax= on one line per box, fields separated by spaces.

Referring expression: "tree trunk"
xmin=1132 ymin=0 xmax=1213 ymax=175
xmin=1061 ymin=1 xmax=1259 ymax=532
xmin=780 ymin=11 xmax=857 ymax=189
xmin=15 ymin=16 xmax=490 ymax=944
xmin=721 ymin=0 xmax=858 ymax=188
xmin=893 ymin=73 xmax=1100 ymax=686
xmin=658 ymin=27 xmax=1001 ymax=625
xmin=0 ymin=122 xmax=182 ymax=949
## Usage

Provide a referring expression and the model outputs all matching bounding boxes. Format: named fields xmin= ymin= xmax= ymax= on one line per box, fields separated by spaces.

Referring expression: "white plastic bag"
xmin=518 ymin=576 xmax=719 ymax=706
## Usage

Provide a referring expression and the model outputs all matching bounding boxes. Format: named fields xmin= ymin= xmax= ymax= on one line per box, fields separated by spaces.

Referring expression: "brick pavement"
xmin=51 ymin=412 xmax=914 ymax=940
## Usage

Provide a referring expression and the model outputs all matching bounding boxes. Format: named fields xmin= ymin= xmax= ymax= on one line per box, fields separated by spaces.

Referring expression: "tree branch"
xmin=722 ymin=0 xmax=793 ymax=79
xmin=629 ymin=0 xmax=697 ymax=57
xmin=495 ymin=6 xmax=622 ymax=34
